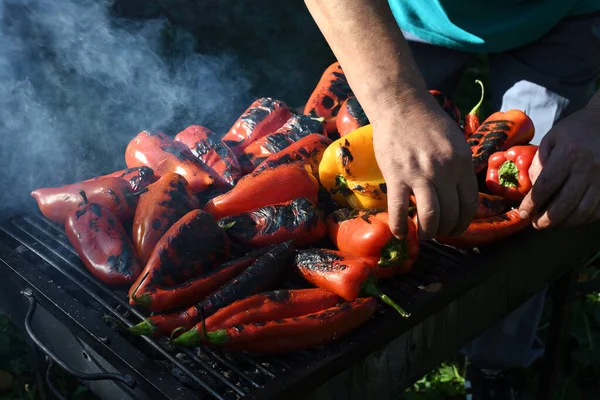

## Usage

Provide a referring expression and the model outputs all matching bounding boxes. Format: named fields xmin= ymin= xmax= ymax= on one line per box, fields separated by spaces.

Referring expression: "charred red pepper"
xmin=204 ymin=164 xmax=320 ymax=221
xmin=304 ymin=62 xmax=353 ymax=134
xmin=464 ymin=80 xmax=485 ymax=139
xmin=222 ymin=98 xmax=292 ymax=155
xmin=31 ymin=177 xmax=140 ymax=225
xmin=336 ymin=97 xmax=369 ymax=137
xmin=476 ymin=193 xmax=510 ymax=219
xmin=430 ymin=90 xmax=461 ymax=124
xmin=84 ymin=166 xmax=157 ymax=192
xmin=469 ymin=111 xmax=535 ymax=174
xmin=218 ymin=197 xmax=327 ymax=248
xmin=128 ymin=209 xmax=230 ymax=303
xmin=294 ymin=249 xmax=409 ymax=317
xmin=125 ymin=130 xmax=226 ymax=192
xmin=436 ymin=209 xmax=532 ymax=248
xmin=132 ymin=173 xmax=200 ymax=263
xmin=173 ymin=297 xmax=376 ymax=353
xmin=238 ymin=115 xmax=326 ymax=174
xmin=174 ymin=125 xmax=242 ymax=187
xmin=486 ymin=145 xmax=538 ymax=203
xmin=128 ymin=241 xmax=295 ymax=338
xmin=326 ymin=209 xmax=419 ymax=278
xmin=175 ymin=288 xmax=339 ymax=344
xmin=65 ymin=191 xmax=142 ymax=287
xmin=130 ymin=248 xmax=268 ymax=312
xmin=253 ymin=133 xmax=332 ymax=179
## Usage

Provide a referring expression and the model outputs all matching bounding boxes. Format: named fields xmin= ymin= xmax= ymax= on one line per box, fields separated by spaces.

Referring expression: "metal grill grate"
xmin=0 ymin=213 xmax=477 ymax=399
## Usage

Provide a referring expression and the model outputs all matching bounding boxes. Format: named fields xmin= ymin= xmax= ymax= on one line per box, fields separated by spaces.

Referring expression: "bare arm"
xmin=305 ymin=0 xmax=479 ymax=239
xmin=304 ymin=0 xmax=429 ymax=119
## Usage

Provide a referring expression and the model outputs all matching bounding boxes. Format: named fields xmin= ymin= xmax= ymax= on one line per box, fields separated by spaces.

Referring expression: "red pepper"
xmin=222 ymin=98 xmax=292 ymax=155
xmin=65 ymin=192 xmax=142 ymax=287
xmin=128 ymin=209 xmax=230 ymax=303
xmin=304 ymin=62 xmax=353 ymax=134
xmin=125 ymin=130 xmax=226 ymax=192
xmin=131 ymin=173 xmax=200 ymax=263
xmin=435 ymin=209 xmax=532 ymax=248
xmin=218 ymin=197 xmax=327 ymax=248
xmin=130 ymin=248 xmax=268 ymax=312
xmin=238 ymin=115 xmax=326 ymax=174
xmin=336 ymin=97 xmax=369 ymax=137
xmin=294 ymin=249 xmax=409 ymax=317
xmin=172 ymin=288 xmax=340 ymax=345
xmin=486 ymin=145 xmax=538 ymax=203
xmin=469 ymin=110 xmax=535 ymax=174
xmin=84 ymin=166 xmax=157 ymax=192
xmin=476 ymin=192 xmax=510 ymax=219
xmin=31 ymin=177 xmax=140 ymax=225
xmin=464 ymin=80 xmax=485 ymax=139
xmin=173 ymin=297 xmax=377 ymax=354
xmin=174 ymin=125 xmax=242 ymax=187
xmin=203 ymin=164 xmax=320 ymax=221
xmin=430 ymin=90 xmax=461 ymax=124
xmin=128 ymin=242 xmax=295 ymax=338
xmin=253 ymin=133 xmax=332 ymax=179
xmin=326 ymin=209 xmax=419 ymax=278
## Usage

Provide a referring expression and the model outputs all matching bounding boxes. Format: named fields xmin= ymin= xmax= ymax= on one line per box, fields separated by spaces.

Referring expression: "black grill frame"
xmin=0 ymin=213 xmax=480 ymax=399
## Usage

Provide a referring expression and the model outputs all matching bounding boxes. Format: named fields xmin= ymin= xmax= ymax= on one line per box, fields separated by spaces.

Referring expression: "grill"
xmin=0 ymin=212 xmax=480 ymax=400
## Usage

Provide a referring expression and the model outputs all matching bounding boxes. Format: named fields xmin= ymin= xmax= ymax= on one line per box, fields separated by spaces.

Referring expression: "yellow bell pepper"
xmin=318 ymin=124 xmax=387 ymax=209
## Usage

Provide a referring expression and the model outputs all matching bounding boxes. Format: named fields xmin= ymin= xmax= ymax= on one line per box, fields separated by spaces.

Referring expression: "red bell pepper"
xmin=486 ymin=145 xmax=538 ymax=202
xmin=326 ymin=209 xmax=419 ymax=278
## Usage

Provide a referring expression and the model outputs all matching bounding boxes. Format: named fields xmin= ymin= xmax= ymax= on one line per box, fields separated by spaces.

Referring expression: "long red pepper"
xmin=128 ymin=241 xmax=295 ymax=338
xmin=129 ymin=249 xmax=267 ymax=312
xmin=65 ymin=191 xmax=142 ymax=287
xmin=173 ymin=297 xmax=377 ymax=354
xmin=435 ymin=209 xmax=532 ymax=248
xmin=171 ymin=288 xmax=340 ymax=346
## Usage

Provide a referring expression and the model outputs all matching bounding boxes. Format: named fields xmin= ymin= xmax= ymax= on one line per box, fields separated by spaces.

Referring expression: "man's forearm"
xmin=304 ymin=0 xmax=430 ymax=121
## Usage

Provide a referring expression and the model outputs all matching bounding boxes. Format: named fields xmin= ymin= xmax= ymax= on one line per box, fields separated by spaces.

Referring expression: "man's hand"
xmin=372 ymin=94 xmax=478 ymax=240
xmin=519 ymin=103 xmax=600 ymax=229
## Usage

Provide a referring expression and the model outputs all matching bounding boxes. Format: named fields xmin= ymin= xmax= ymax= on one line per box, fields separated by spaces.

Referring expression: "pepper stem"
xmin=361 ymin=276 xmax=410 ymax=318
xmin=498 ymin=161 xmax=519 ymax=188
xmin=468 ymin=80 xmax=485 ymax=116
xmin=378 ymin=238 xmax=407 ymax=267
xmin=171 ymin=327 xmax=202 ymax=347
xmin=127 ymin=319 xmax=157 ymax=337
xmin=218 ymin=221 xmax=236 ymax=230
xmin=131 ymin=293 xmax=152 ymax=308
xmin=170 ymin=326 xmax=186 ymax=343
xmin=79 ymin=190 xmax=89 ymax=205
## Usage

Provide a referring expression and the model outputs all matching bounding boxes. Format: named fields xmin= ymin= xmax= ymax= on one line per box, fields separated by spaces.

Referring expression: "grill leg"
xmin=536 ymin=266 xmax=578 ymax=400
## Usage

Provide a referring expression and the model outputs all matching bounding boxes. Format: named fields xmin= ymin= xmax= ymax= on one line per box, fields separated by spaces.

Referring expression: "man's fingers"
xmin=436 ymin=185 xmax=459 ymax=237
xmin=519 ymin=151 xmax=569 ymax=220
xmin=386 ymin=183 xmax=411 ymax=239
xmin=412 ymin=183 xmax=440 ymax=240
xmin=561 ymin=186 xmax=600 ymax=227
xmin=453 ymin=174 xmax=479 ymax=235
xmin=533 ymin=176 xmax=586 ymax=229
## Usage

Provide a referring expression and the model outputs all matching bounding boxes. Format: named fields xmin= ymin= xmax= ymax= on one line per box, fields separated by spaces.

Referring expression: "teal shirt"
xmin=388 ymin=0 xmax=600 ymax=53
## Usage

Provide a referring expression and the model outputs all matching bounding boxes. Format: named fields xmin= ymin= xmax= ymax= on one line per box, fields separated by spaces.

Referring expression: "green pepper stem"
xmin=169 ymin=326 xmax=186 ymax=343
xmin=378 ymin=238 xmax=407 ymax=267
xmin=219 ymin=221 xmax=236 ymax=230
xmin=127 ymin=319 xmax=157 ymax=337
xmin=131 ymin=293 xmax=152 ymax=308
xmin=468 ymin=79 xmax=485 ymax=116
xmin=171 ymin=327 xmax=203 ymax=347
xmin=498 ymin=160 xmax=519 ymax=188
xmin=361 ymin=279 xmax=410 ymax=318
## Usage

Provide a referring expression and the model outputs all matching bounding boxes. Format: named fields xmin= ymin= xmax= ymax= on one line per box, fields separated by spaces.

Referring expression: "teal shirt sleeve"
xmin=388 ymin=0 xmax=600 ymax=53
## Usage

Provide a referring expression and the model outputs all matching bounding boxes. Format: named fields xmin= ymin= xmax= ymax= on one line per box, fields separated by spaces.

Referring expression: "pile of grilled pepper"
xmin=30 ymin=63 xmax=538 ymax=355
